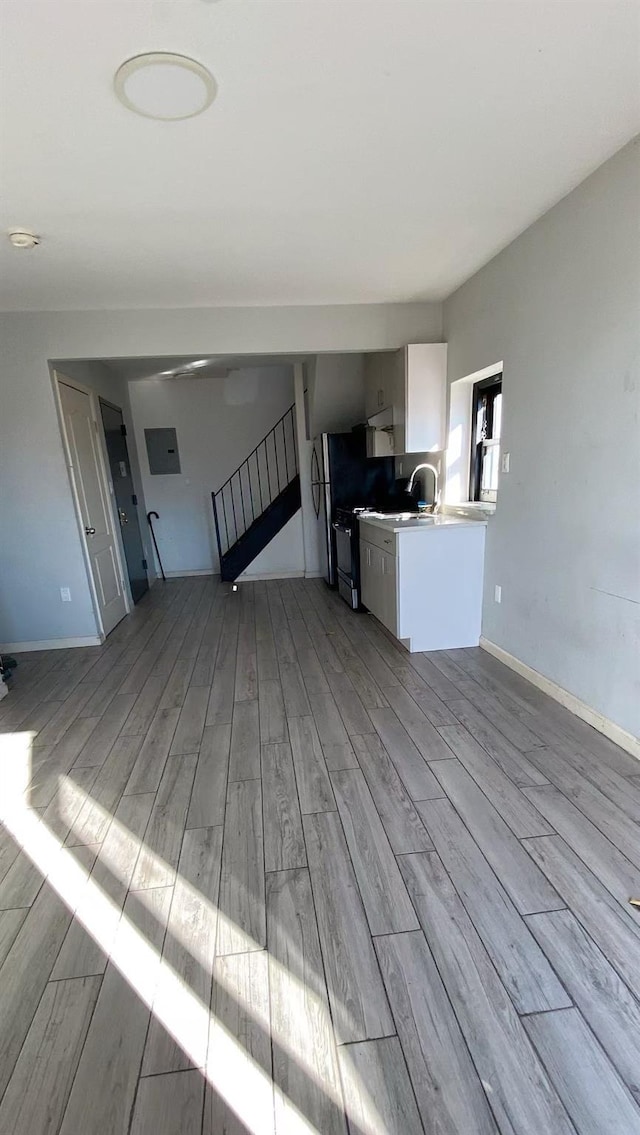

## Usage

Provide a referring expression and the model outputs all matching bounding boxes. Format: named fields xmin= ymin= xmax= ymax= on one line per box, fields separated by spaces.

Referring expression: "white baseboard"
xmin=0 ymin=635 xmax=103 ymax=653
xmin=480 ymin=637 xmax=640 ymax=762
xmin=163 ymin=570 xmax=218 ymax=578
xmin=238 ymin=569 xmax=306 ymax=582
xmin=304 ymin=571 xmax=324 ymax=579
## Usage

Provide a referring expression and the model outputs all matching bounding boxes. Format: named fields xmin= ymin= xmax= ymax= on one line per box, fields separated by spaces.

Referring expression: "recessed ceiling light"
xmin=114 ymin=53 xmax=217 ymax=121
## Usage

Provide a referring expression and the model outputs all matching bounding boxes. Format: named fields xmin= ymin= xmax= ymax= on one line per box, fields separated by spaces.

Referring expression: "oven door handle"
xmin=332 ymin=522 xmax=352 ymax=535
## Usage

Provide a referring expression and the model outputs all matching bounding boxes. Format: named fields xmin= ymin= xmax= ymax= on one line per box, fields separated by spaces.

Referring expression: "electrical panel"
xmin=145 ymin=427 xmax=181 ymax=475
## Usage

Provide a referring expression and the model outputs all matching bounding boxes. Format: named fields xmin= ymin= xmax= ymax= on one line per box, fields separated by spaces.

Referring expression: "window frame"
xmin=469 ymin=373 xmax=503 ymax=503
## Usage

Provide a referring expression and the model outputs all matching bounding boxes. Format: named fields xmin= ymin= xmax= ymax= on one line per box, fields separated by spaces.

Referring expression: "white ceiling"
xmin=1 ymin=1 xmax=638 ymax=312
xmin=100 ymin=354 xmax=304 ymax=382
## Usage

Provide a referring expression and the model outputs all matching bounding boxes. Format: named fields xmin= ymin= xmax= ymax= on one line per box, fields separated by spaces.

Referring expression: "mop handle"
xmin=146 ymin=511 xmax=166 ymax=582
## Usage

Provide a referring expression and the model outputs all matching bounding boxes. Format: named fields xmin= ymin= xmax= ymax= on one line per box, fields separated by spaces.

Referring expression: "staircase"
xmin=212 ymin=404 xmax=301 ymax=582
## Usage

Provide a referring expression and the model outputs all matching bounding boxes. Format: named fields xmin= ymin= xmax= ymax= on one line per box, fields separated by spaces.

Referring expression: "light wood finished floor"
xmin=1 ymin=575 xmax=640 ymax=1134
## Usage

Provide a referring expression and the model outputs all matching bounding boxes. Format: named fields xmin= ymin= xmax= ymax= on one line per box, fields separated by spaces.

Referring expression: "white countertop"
xmin=442 ymin=502 xmax=496 ymax=520
xmin=358 ymin=513 xmax=487 ymax=534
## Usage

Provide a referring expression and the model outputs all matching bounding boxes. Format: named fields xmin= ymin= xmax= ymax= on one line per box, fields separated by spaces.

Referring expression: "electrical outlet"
xmin=501 ymin=452 xmax=510 ymax=474
xmin=494 ymin=584 xmax=502 ymax=604
xmin=397 ymin=460 xmax=403 ymax=475
xmin=60 ymin=587 xmax=71 ymax=602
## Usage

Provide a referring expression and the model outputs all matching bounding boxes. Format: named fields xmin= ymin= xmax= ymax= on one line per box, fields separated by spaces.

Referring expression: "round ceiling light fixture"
xmin=7 ymin=228 xmax=40 ymax=249
xmin=114 ymin=52 xmax=217 ymax=121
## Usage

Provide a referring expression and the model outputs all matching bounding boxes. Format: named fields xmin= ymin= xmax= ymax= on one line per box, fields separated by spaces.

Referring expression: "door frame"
xmin=99 ymin=395 xmax=149 ymax=604
xmin=52 ymin=369 xmax=132 ymax=640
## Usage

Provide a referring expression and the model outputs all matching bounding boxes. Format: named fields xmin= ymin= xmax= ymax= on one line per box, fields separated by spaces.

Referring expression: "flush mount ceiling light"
xmin=7 ymin=228 xmax=40 ymax=249
xmin=114 ymin=53 xmax=217 ymax=121
xmin=170 ymin=366 xmax=230 ymax=380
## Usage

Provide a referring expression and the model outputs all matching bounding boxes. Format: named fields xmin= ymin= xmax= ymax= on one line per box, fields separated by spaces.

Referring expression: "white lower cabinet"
xmin=360 ymin=540 xmax=375 ymax=612
xmin=359 ymin=518 xmax=486 ymax=651
xmin=379 ymin=548 xmax=397 ymax=636
xmin=359 ymin=539 xmax=397 ymax=636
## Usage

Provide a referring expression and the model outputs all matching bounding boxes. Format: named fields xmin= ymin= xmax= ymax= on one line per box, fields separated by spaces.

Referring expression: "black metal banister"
xmin=211 ymin=402 xmax=299 ymax=568
xmin=214 ymin=403 xmax=297 ymax=499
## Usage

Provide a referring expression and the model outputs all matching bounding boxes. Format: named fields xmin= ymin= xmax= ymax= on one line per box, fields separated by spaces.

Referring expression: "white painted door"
xmin=59 ymin=381 xmax=127 ymax=636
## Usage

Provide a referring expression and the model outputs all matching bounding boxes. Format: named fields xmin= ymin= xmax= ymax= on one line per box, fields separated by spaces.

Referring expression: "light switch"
xmin=494 ymin=584 xmax=502 ymax=604
xmin=501 ymin=452 xmax=510 ymax=474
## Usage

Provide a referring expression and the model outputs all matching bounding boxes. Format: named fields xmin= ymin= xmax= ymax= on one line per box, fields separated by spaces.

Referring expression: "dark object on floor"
xmin=147 ymin=511 xmax=166 ymax=581
xmin=0 ymin=654 xmax=17 ymax=681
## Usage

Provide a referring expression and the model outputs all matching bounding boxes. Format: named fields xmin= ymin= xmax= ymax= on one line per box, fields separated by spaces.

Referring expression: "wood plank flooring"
xmin=1 ymin=574 xmax=639 ymax=1134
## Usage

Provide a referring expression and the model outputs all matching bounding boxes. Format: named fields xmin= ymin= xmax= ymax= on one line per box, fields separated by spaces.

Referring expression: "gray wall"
xmin=128 ymin=367 xmax=295 ymax=575
xmin=310 ymin=353 xmax=365 ymax=435
xmin=0 ymin=356 xmax=151 ymax=646
xmin=444 ymin=139 xmax=640 ymax=737
xmin=0 ymin=302 xmax=441 ymax=644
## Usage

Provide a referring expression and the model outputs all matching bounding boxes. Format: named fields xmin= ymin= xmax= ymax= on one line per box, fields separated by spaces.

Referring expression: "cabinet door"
xmin=359 ymin=540 xmax=375 ymax=611
xmin=404 ymin=343 xmax=448 ymax=453
xmin=379 ymin=549 xmax=398 ymax=635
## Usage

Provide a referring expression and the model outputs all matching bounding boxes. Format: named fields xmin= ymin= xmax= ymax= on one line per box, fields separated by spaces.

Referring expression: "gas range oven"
xmin=333 ymin=506 xmax=370 ymax=610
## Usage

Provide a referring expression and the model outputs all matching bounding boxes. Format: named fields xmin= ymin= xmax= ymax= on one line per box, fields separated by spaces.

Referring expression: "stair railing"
xmin=212 ymin=403 xmax=299 ymax=563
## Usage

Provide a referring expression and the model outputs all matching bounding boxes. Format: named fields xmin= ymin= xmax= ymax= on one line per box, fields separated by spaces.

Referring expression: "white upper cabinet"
xmin=403 ymin=343 xmax=448 ymax=453
xmin=364 ymin=344 xmax=447 ymax=455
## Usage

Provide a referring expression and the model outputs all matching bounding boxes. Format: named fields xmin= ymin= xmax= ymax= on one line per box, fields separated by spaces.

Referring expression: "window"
xmin=470 ymin=373 xmax=502 ymax=503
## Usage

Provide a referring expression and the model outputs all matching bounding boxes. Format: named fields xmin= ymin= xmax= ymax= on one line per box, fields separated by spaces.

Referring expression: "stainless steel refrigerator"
xmin=310 ymin=430 xmax=395 ymax=587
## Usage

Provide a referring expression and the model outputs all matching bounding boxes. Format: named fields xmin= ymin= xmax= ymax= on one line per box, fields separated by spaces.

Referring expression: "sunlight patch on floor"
xmin=0 ymin=730 xmax=36 ymax=798
xmin=0 ymin=747 xmax=385 ymax=1134
xmin=61 ymin=782 xmax=375 ymax=1119
xmin=0 ymin=797 xmax=319 ymax=1134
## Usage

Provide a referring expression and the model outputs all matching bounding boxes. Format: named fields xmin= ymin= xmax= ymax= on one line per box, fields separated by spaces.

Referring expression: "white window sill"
xmin=443 ymin=501 xmax=497 ymax=518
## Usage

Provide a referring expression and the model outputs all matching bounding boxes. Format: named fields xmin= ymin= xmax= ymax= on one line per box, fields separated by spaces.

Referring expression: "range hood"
xmin=365 ymin=407 xmax=395 ymax=457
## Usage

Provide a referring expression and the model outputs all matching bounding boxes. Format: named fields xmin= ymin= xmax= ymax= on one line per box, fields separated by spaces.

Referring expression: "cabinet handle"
xmin=383 ymin=538 xmax=391 ymax=545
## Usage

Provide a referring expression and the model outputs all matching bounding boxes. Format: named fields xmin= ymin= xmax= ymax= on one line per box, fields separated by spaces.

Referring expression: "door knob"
xmin=85 ymin=526 xmax=96 ymax=536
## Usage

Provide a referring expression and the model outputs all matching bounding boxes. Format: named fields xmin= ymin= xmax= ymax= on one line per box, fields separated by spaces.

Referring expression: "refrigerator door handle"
xmin=323 ymin=479 xmax=335 ymax=585
xmin=310 ymin=446 xmax=321 ymax=518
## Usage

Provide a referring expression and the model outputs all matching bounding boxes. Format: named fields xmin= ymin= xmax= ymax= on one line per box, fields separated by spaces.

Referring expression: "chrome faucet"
xmin=405 ymin=462 xmax=440 ymax=512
